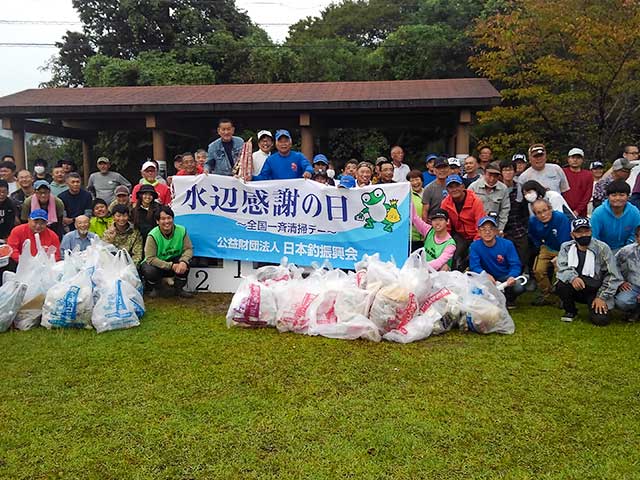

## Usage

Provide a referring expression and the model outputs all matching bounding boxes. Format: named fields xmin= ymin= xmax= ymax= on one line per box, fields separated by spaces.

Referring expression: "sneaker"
xmin=506 ymin=300 xmax=517 ymax=310
xmin=561 ymin=311 xmax=576 ymax=322
xmin=176 ymin=288 xmax=194 ymax=299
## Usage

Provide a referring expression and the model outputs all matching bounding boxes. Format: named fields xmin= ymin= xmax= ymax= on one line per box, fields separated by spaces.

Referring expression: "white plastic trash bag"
xmin=41 ymin=270 xmax=94 ymax=329
xmin=459 ymin=272 xmax=515 ymax=335
xmin=226 ymin=278 xmax=278 ymax=328
xmin=0 ymin=281 xmax=28 ymax=332
xmin=383 ymin=306 xmax=441 ymax=344
xmin=92 ymin=278 xmax=144 ymax=333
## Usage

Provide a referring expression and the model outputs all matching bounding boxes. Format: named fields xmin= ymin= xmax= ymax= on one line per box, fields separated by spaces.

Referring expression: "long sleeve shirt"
xmin=410 ymin=206 xmax=456 ymax=271
xmin=252 ymin=151 xmax=314 ymax=181
xmin=468 ymin=178 xmax=511 ymax=231
xmin=469 ymin=236 xmax=522 ymax=280
xmin=7 ymin=223 xmax=61 ymax=262
xmin=144 ymin=229 xmax=194 ymax=270
xmin=528 ymin=210 xmax=571 ymax=252
xmin=615 ymin=243 xmax=640 ymax=286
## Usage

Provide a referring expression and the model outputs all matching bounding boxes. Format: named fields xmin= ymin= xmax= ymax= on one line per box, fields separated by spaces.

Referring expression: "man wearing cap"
xmin=410 ymin=205 xmax=456 ymax=271
xmin=252 ymin=130 xmax=273 ymax=175
xmin=469 ymin=161 xmax=511 ymax=234
xmin=206 ymin=118 xmax=244 ymax=176
xmin=103 ymin=204 xmax=144 ymax=265
xmin=87 ymin=157 xmax=132 ymax=204
xmin=20 ymin=180 xmax=65 ymax=239
xmin=421 ymin=157 xmax=450 ymax=221
xmin=463 ymin=156 xmax=480 ymax=187
xmin=590 ymin=180 xmax=640 ymax=253
xmin=376 ymin=157 xmax=395 ymax=184
xmin=512 ymin=153 xmax=528 ymax=180
xmin=556 ymin=217 xmax=622 ymax=325
xmin=440 ymin=174 xmax=486 ymax=270
xmin=130 ymin=162 xmax=172 ymax=205
xmin=60 ymin=215 xmax=97 ymax=258
xmin=518 ymin=144 xmax=570 ymax=194
xmin=0 ymin=179 xmax=17 ymax=241
xmin=422 ymin=154 xmax=437 ymax=186
xmin=448 ymin=157 xmax=462 ymax=177
xmin=7 ymin=209 xmax=61 ymax=265
xmin=109 ymin=185 xmax=132 ymax=213
xmin=469 ymin=215 xmax=524 ymax=307
xmin=312 ymin=154 xmax=335 ymax=185
xmin=390 ymin=146 xmax=410 ymax=183
xmin=58 ymin=172 xmax=93 ymax=232
xmin=562 ymin=148 xmax=593 ymax=217
xmin=251 ymin=130 xmax=313 ymax=181
xmin=338 ymin=175 xmax=356 ymax=189
xmin=592 ymin=157 xmax=632 ymax=209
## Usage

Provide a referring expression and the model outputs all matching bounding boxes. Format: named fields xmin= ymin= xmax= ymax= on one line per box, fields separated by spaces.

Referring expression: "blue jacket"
xmin=206 ymin=136 xmax=244 ymax=176
xmin=252 ymin=151 xmax=314 ymax=181
xmin=528 ymin=210 xmax=571 ymax=252
xmin=591 ymin=200 xmax=640 ymax=252
xmin=469 ymin=236 xmax=522 ymax=281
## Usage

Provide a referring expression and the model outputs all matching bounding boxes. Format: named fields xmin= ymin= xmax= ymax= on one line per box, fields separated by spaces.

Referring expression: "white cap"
xmin=141 ymin=161 xmax=157 ymax=171
xmin=448 ymin=157 xmax=461 ymax=167
xmin=568 ymin=148 xmax=584 ymax=157
xmin=257 ymin=130 xmax=273 ymax=139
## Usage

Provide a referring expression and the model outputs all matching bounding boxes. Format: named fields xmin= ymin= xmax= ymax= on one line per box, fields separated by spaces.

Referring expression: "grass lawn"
xmin=1 ymin=292 xmax=639 ymax=479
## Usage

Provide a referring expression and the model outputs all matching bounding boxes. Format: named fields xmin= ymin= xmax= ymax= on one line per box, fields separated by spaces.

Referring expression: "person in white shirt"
xmin=252 ymin=130 xmax=273 ymax=176
xmin=518 ymin=143 xmax=570 ymax=194
xmin=391 ymin=145 xmax=410 ymax=182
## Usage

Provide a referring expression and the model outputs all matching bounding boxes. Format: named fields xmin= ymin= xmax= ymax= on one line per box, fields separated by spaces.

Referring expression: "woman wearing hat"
xmin=132 ymin=184 xmax=161 ymax=244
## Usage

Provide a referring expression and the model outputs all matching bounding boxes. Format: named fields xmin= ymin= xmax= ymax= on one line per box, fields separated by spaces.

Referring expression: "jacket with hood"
xmin=591 ymin=200 xmax=640 ymax=252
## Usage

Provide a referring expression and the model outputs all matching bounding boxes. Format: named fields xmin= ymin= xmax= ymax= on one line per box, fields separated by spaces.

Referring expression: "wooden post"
xmin=2 ymin=118 xmax=26 ymax=170
xmin=455 ymin=109 xmax=472 ymax=157
xmin=82 ymin=139 xmax=92 ymax=185
xmin=299 ymin=113 xmax=313 ymax=161
xmin=152 ymin=128 xmax=166 ymax=162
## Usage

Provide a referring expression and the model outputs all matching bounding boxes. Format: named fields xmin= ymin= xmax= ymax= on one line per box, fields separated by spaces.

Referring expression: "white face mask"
xmin=524 ymin=192 xmax=538 ymax=203
xmin=326 ymin=169 xmax=335 ymax=179
xmin=34 ymin=166 xmax=45 ymax=174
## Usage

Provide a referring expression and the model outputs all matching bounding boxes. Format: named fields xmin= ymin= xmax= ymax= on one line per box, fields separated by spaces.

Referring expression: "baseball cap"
xmin=485 ymin=161 xmax=501 ymax=174
xmin=275 ymin=129 xmax=291 ymax=141
xmin=445 ymin=174 xmax=464 ymax=187
xmin=141 ymin=161 xmax=157 ymax=171
xmin=448 ymin=157 xmax=461 ymax=168
xmin=612 ymin=157 xmax=633 ymax=171
xmin=338 ymin=175 xmax=355 ymax=188
xmin=375 ymin=156 xmax=390 ymax=166
xmin=257 ymin=130 xmax=273 ymax=140
xmin=313 ymin=154 xmax=329 ymax=165
xmin=34 ymin=180 xmax=50 ymax=190
xmin=478 ymin=215 xmax=498 ymax=228
xmin=425 ymin=153 xmax=439 ymax=163
xmin=114 ymin=185 xmax=130 ymax=196
xmin=568 ymin=148 xmax=584 ymax=157
xmin=571 ymin=217 xmax=591 ymax=232
xmin=590 ymin=161 xmax=604 ymax=170
xmin=512 ymin=153 xmax=527 ymax=163
xmin=29 ymin=209 xmax=48 ymax=221
xmin=434 ymin=157 xmax=449 ymax=168
xmin=97 ymin=156 xmax=110 ymax=165
xmin=528 ymin=144 xmax=546 ymax=156
xmin=430 ymin=208 xmax=449 ymax=221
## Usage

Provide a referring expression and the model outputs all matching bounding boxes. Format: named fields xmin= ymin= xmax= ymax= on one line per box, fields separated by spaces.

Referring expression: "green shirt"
xmin=411 ymin=190 xmax=424 ymax=242
xmin=147 ymin=224 xmax=187 ymax=262
xmin=89 ymin=216 xmax=113 ymax=237
xmin=424 ymin=228 xmax=456 ymax=268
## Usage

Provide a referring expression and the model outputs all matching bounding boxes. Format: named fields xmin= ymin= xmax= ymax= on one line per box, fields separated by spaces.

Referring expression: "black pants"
xmin=142 ymin=257 xmax=190 ymax=291
xmin=451 ymin=233 xmax=471 ymax=272
xmin=556 ymin=276 xmax=609 ymax=326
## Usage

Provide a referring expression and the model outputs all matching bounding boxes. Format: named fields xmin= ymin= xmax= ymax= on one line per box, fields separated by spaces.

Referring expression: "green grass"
xmin=1 ymin=293 xmax=639 ymax=479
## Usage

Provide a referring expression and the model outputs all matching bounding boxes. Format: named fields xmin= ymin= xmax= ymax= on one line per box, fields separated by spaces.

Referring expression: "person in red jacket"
xmin=131 ymin=161 xmax=172 ymax=205
xmin=562 ymin=147 xmax=593 ymax=217
xmin=7 ymin=208 xmax=61 ymax=266
xmin=440 ymin=174 xmax=486 ymax=270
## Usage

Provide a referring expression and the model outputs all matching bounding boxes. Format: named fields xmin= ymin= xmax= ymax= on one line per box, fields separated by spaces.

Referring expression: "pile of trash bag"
xmin=1 ymin=234 xmax=145 ymax=334
xmin=226 ymin=251 xmax=516 ymax=344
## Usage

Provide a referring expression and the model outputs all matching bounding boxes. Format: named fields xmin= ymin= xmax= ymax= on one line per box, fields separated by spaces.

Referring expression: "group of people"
xmin=2 ymin=116 xmax=640 ymax=325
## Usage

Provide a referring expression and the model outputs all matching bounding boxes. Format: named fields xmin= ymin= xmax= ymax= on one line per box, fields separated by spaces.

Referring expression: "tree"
xmin=470 ymin=0 xmax=640 ymax=161
xmin=42 ymin=32 xmax=94 ymax=88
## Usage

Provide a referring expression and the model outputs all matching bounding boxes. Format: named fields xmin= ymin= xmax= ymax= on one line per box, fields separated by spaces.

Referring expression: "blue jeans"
xmin=614 ymin=284 xmax=640 ymax=312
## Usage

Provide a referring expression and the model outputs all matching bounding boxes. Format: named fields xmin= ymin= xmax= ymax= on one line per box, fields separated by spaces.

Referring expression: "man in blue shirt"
xmin=529 ymin=198 xmax=571 ymax=305
xmin=60 ymin=215 xmax=97 ymax=258
xmin=469 ymin=215 xmax=524 ymax=308
xmin=591 ymin=179 xmax=640 ymax=253
xmin=205 ymin=118 xmax=244 ymax=176
xmin=251 ymin=130 xmax=314 ymax=181
xmin=58 ymin=172 xmax=93 ymax=232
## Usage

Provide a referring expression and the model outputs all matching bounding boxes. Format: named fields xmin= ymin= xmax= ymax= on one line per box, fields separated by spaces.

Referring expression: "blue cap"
xmin=29 ymin=208 xmax=48 ymax=221
xmin=34 ymin=180 xmax=50 ymax=190
xmin=338 ymin=175 xmax=355 ymax=188
xmin=425 ymin=153 xmax=439 ymax=162
xmin=275 ymin=129 xmax=291 ymax=141
xmin=445 ymin=174 xmax=464 ymax=187
xmin=313 ymin=154 xmax=329 ymax=165
xmin=477 ymin=215 xmax=498 ymax=227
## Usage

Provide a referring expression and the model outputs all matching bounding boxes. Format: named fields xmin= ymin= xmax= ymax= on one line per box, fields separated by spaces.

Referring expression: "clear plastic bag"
xmin=275 ymin=270 xmax=325 ymax=334
xmin=0 ymin=281 xmax=28 ymax=332
xmin=459 ymin=272 xmax=515 ymax=335
xmin=91 ymin=278 xmax=143 ymax=333
xmin=226 ymin=278 xmax=278 ymax=328
xmin=383 ymin=306 xmax=441 ymax=343
xmin=41 ymin=270 xmax=94 ymax=330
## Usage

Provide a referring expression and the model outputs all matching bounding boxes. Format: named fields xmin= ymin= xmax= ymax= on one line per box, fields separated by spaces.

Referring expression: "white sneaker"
xmin=561 ymin=312 xmax=576 ymax=322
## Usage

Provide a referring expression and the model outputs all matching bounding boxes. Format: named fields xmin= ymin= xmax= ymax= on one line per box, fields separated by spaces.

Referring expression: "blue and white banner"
xmin=172 ymin=175 xmax=410 ymax=269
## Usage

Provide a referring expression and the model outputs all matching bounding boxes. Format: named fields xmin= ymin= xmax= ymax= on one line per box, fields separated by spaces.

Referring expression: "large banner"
xmin=172 ymin=175 xmax=410 ymax=269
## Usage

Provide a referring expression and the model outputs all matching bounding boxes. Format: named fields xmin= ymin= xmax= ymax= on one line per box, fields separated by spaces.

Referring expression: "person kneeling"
xmin=102 ymin=204 xmax=143 ymax=266
xmin=469 ymin=215 xmax=524 ymax=308
xmin=614 ymin=225 xmax=640 ymax=321
xmin=556 ymin=218 xmax=622 ymax=325
xmin=141 ymin=205 xmax=194 ymax=298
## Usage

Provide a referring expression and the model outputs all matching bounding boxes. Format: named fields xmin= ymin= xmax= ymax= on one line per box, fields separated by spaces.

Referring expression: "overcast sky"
xmin=0 ymin=0 xmax=335 ymax=97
